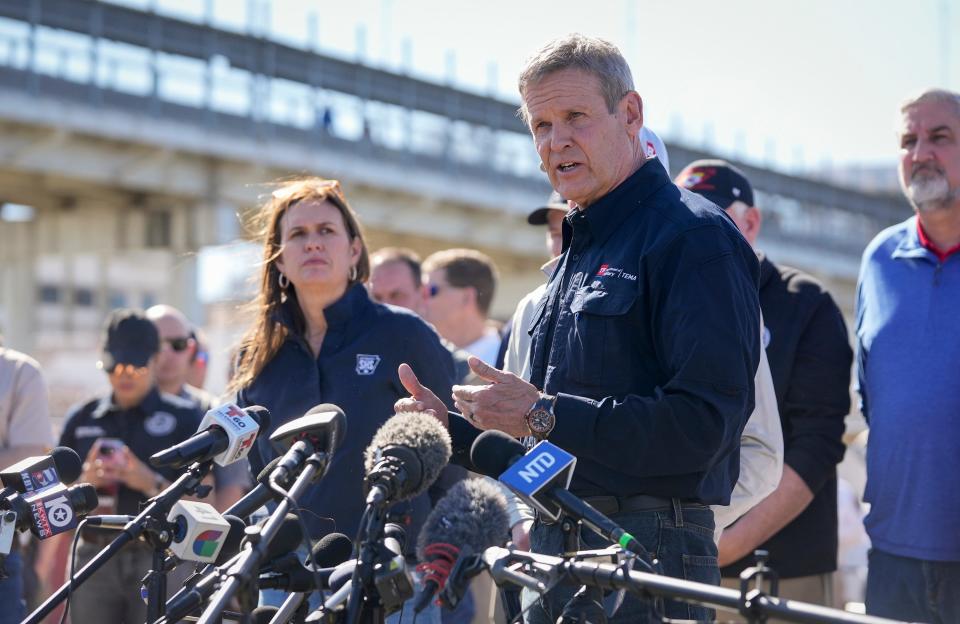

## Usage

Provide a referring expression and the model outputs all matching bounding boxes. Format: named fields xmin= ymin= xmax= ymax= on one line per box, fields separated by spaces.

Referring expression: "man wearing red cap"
xmin=676 ymin=159 xmax=852 ymax=610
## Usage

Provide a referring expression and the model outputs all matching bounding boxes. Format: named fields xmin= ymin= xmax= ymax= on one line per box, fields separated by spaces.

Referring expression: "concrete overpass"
xmin=0 ymin=0 xmax=909 ymax=406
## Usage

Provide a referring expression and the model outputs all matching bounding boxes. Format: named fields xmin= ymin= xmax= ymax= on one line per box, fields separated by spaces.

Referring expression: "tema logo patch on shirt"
xmin=356 ymin=354 xmax=381 ymax=375
xmin=144 ymin=411 xmax=177 ymax=436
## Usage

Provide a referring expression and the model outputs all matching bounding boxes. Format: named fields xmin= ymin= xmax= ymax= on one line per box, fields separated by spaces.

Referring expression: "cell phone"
xmin=98 ymin=437 xmax=125 ymax=456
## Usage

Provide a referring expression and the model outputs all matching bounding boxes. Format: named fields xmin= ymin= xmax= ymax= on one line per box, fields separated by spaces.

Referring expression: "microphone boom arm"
xmin=22 ymin=460 xmax=216 ymax=624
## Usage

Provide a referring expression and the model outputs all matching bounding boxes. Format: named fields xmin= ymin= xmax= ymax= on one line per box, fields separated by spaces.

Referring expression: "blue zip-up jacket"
xmin=237 ymin=283 xmax=457 ymax=547
xmin=504 ymin=161 xmax=760 ymax=505
xmin=856 ymin=215 xmax=960 ymax=561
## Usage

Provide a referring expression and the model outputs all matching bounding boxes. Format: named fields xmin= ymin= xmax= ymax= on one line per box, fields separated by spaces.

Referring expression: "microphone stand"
xmin=22 ymin=460 xmax=215 ymax=624
xmin=196 ymin=451 xmax=328 ymax=624
xmin=345 ymin=490 xmax=388 ymax=624
xmin=480 ymin=547 xmax=905 ymax=624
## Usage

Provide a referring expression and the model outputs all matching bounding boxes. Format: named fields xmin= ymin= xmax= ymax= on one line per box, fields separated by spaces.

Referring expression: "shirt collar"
xmin=92 ymin=386 xmax=162 ymax=419
xmin=891 ymin=215 xmax=935 ymax=261
xmin=324 ymin=282 xmax=370 ymax=329
xmin=571 ymin=159 xmax=672 ymax=248
xmin=274 ymin=282 xmax=370 ymax=334
xmin=916 ymin=218 xmax=960 ymax=263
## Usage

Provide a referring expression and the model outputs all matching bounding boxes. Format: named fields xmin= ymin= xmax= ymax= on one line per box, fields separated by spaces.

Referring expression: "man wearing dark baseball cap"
xmin=525 ymin=190 xmax=569 ymax=259
xmin=676 ymin=159 xmax=853 ymax=611
xmin=57 ymin=309 xmax=203 ymax=623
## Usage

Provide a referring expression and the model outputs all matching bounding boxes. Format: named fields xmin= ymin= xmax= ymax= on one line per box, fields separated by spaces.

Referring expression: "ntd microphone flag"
xmin=498 ymin=441 xmax=575 ymax=521
xmin=198 ymin=404 xmax=260 ymax=467
xmin=166 ymin=500 xmax=231 ymax=563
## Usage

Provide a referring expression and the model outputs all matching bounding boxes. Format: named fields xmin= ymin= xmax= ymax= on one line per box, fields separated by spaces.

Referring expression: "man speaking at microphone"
xmin=397 ymin=34 xmax=760 ymax=622
xmin=58 ymin=309 xmax=204 ymax=623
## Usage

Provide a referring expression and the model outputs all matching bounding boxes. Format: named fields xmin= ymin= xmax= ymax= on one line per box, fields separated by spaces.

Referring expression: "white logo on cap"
xmin=732 ymin=187 xmax=741 ymax=197
xmin=145 ymin=411 xmax=177 ymax=436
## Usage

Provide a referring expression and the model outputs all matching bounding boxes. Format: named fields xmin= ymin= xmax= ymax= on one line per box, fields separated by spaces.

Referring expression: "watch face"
xmin=529 ymin=408 xmax=554 ymax=434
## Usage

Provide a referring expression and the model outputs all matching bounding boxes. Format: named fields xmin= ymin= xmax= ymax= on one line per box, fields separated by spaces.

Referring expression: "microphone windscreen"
xmin=243 ymin=405 xmax=272 ymax=431
xmin=363 ymin=412 xmax=451 ymax=501
xmin=470 ymin=430 xmax=526 ymax=478
xmin=310 ymin=532 xmax=352 ymax=568
xmin=214 ymin=515 xmax=249 ymax=565
xmin=51 ymin=447 xmax=83 ymax=484
xmin=261 ymin=513 xmax=304 ymax=562
xmin=256 ymin=456 xmax=283 ymax=483
xmin=416 ymin=478 xmax=509 ymax=561
xmin=251 ymin=606 xmax=279 ymax=624
xmin=70 ymin=483 xmax=99 ymax=514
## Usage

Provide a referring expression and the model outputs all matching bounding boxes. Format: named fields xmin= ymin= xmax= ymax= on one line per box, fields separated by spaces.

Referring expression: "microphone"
xmin=413 ymin=478 xmax=510 ymax=612
xmin=162 ymin=513 xmax=303 ymax=622
xmin=225 ymin=456 xmax=285 ymax=520
xmin=166 ymin=500 xmax=233 ymax=564
xmin=268 ymin=403 xmax=347 ymax=485
xmin=362 ymin=412 xmax=451 ymax=505
xmin=2 ymin=483 xmax=99 ymax=539
xmin=252 ymin=606 xmax=279 ymax=624
xmin=149 ymin=404 xmax=270 ymax=469
xmin=471 ymin=432 xmax=644 ymax=556
xmin=258 ymin=532 xmax=353 ymax=592
xmin=1 ymin=447 xmax=83 ymax=495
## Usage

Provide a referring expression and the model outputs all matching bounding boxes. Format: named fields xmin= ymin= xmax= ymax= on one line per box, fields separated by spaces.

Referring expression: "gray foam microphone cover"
xmin=416 ymin=477 xmax=510 ymax=561
xmin=363 ymin=411 xmax=452 ymax=500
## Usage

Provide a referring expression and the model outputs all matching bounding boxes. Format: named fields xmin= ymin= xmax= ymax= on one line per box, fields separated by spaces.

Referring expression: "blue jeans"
xmin=866 ymin=548 xmax=960 ymax=622
xmin=521 ymin=501 xmax=719 ymax=623
xmin=0 ymin=550 xmax=25 ymax=624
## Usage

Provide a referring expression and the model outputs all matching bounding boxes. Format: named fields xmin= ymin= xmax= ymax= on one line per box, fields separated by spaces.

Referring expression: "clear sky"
xmin=119 ymin=0 xmax=958 ymax=172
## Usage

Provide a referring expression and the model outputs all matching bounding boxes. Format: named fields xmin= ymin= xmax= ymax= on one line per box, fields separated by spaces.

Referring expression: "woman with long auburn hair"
xmin=229 ymin=178 xmax=456 ymax=622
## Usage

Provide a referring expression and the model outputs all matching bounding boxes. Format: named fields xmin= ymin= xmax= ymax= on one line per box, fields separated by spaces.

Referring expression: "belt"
xmin=582 ymin=494 xmax=694 ymax=516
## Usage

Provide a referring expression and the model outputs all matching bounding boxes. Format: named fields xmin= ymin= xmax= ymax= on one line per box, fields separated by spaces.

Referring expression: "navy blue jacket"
xmin=238 ymin=284 xmax=457 ymax=546
xmin=504 ymin=161 xmax=760 ymax=505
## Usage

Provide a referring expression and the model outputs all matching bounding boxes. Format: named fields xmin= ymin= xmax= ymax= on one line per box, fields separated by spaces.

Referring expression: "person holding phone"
xmin=58 ymin=309 xmax=204 ymax=623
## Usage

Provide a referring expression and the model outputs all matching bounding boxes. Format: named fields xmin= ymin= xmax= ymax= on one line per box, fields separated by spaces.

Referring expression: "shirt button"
xmin=571 ymin=254 xmax=580 ymax=261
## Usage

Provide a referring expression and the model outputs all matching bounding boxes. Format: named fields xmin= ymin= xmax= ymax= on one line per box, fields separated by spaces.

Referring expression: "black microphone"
xmin=413 ymin=478 xmax=510 ymax=612
xmin=2 ymin=483 xmax=98 ymax=539
xmin=362 ymin=412 xmax=451 ymax=505
xmin=471 ymin=431 xmax=645 ymax=556
xmin=258 ymin=532 xmax=353 ymax=592
xmin=224 ymin=456 xmax=286 ymax=520
xmin=268 ymin=403 xmax=347 ymax=485
xmin=150 ymin=404 xmax=270 ymax=469
xmin=1 ymin=447 xmax=83 ymax=495
xmin=252 ymin=606 xmax=279 ymax=624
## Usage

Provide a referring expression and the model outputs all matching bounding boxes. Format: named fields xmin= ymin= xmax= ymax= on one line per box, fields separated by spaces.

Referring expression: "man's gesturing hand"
xmin=394 ymin=363 xmax=449 ymax=427
xmin=452 ymin=357 xmax=539 ymax=438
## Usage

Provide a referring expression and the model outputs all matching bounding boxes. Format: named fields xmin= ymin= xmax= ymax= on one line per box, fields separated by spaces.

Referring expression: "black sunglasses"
xmin=164 ymin=337 xmax=191 ymax=352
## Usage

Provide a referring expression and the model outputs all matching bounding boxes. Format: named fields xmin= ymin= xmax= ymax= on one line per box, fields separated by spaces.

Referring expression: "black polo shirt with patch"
xmin=59 ymin=387 xmax=203 ymax=515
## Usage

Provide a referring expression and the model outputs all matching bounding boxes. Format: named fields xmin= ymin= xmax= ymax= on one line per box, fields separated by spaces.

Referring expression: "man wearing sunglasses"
xmin=58 ymin=309 xmax=203 ymax=624
xmin=147 ymin=304 xmax=249 ymax=510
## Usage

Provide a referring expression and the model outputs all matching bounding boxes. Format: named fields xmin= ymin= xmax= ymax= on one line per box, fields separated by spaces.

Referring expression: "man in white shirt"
xmin=422 ymin=249 xmax=502 ymax=365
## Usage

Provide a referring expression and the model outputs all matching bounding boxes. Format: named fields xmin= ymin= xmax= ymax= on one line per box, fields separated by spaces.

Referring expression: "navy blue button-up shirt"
xmin=525 ymin=161 xmax=760 ymax=505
